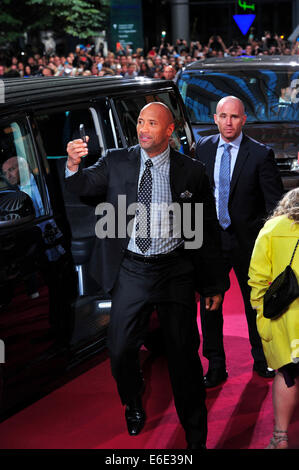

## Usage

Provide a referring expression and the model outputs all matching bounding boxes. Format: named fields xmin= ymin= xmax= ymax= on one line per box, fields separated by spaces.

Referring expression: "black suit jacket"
xmin=196 ymin=133 xmax=284 ymax=258
xmin=65 ymin=145 xmax=229 ymax=295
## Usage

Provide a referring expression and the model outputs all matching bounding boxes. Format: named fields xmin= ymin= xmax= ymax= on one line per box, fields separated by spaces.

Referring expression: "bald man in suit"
xmin=65 ymin=102 xmax=229 ymax=449
xmin=196 ymin=96 xmax=284 ymax=388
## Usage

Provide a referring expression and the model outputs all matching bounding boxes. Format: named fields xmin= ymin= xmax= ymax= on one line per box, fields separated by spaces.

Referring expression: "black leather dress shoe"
xmin=187 ymin=442 xmax=207 ymax=450
xmin=253 ymin=362 xmax=275 ymax=378
xmin=125 ymin=397 xmax=146 ymax=436
xmin=204 ymin=367 xmax=228 ymax=388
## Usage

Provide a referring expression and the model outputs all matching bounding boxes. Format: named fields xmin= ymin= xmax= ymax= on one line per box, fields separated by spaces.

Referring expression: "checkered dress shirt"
xmin=128 ymin=146 xmax=183 ymax=255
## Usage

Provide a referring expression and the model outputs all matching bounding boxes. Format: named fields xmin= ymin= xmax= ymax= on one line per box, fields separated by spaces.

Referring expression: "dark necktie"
xmin=218 ymin=143 xmax=231 ymax=229
xmin=136 ymin=159 xmax=153 ymax=253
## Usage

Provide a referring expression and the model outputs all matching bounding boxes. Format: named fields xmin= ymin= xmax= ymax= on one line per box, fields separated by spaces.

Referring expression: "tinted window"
xmin=35 ymin=107 xmax=104 ymax=242
xmin=35 ymin=107 xmax=103 ymax=166
xmin=178 ymin=69 xmax=299 ymax=123
xmin=0 ymin=119 xmax=46 ymax=218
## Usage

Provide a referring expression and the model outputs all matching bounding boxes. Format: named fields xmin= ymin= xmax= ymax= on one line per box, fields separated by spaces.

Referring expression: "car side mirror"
xmin=0 ymin=190 xmax=35 ymax=228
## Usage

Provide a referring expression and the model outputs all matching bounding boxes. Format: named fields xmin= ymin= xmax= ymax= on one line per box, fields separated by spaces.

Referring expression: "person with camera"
xmin=248 ymin=188 xmax=299 ymax=449
xmin=207 ymin=35 xmax=228 ymax=55
xmin=65 ymin=101 xmax=229 ymax=449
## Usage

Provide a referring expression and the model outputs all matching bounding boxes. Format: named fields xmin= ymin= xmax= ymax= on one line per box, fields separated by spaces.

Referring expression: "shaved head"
xmin=214 ymin=96 xmax=247 ymax=142
xmin=216 ymin=96 xmax=245 ymax=116
xmin=140 ymin=102 xmax=174 ymax=125
xmin=137 ymin=102 xmax=175 ymax=157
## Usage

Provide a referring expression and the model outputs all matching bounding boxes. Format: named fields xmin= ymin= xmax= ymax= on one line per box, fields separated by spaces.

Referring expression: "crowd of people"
xmin=65 ymin=90 xmax=299 ymax=449
xmin=1 ymin=30 xmax=299 ymax=80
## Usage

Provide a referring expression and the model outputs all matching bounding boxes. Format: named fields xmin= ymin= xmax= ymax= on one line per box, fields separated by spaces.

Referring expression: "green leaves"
xmin=27 ymin=0 xmax=109 ymax=37
xmin=0 ymin=0 xmax=109 ymax=46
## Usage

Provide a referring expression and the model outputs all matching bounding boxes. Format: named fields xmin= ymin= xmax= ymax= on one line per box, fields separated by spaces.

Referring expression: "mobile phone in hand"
xmin=79 ymin=123 xmax=87 ymax=143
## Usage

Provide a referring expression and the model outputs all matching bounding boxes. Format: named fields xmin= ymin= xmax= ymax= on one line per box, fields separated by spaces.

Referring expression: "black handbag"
xmin=263 ymin=239 xmax=299 ymax=319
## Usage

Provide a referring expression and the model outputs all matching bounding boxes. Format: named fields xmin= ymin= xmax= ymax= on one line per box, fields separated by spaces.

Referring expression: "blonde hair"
xmin=268 ymin=188 xmax=299 ymax=223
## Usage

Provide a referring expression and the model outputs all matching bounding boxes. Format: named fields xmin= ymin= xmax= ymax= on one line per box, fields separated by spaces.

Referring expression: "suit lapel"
xmin=116 ymin=146 xmax=140 ymax=246
xmin=169 ymin=149 xmax=186 ymax=201
xmin=229 ymin=135 xmax=250 ymax=198
xmin=205 ymin=134 xmax=219 ymax=188
xmin=125 ymin=145 xmax=141 ymax=207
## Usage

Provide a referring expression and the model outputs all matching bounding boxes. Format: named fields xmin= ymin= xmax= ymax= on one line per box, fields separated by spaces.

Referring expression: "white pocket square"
xmin=180 ymin=190 xmax=193 ymax=199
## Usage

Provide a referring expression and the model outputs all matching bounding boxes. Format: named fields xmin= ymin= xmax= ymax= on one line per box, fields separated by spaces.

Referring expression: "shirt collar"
xmin=140 ymin=145 xmax=170 ymax=168
xmin=218 ymin=132 xmax=243 ymax=150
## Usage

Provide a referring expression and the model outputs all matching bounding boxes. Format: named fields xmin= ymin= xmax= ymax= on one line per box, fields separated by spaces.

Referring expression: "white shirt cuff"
xmin=65 ymin=164 xmax=78 ymax=178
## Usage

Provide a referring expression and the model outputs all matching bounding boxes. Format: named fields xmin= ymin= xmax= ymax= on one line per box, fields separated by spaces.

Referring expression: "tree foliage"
xmin=0 ymin=0 xmax=109 ymax=46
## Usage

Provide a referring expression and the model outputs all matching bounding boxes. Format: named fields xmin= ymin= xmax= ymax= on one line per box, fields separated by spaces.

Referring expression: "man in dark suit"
xmin=65 ymin=102 xmax=228 ymax=449
xmin=196 ymin=95 xmax=284 ymax=388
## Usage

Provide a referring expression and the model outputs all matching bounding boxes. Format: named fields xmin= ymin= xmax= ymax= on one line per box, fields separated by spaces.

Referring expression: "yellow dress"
xmin=248 ymin=215 xmax=299 ymax=370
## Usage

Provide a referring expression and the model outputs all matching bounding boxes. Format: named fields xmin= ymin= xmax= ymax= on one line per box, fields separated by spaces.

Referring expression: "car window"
xmin=113 ymin=91 xmax=194 ymax=156
xmin=34 ymin=106 xmax=105 ymax=242
xmin=178 ymin=69 xmax=299 ymax=124
xmin=35 ymin=106 xmax=104 ymax=166
xmin=0 ymin=119 xmax=46 ymax=218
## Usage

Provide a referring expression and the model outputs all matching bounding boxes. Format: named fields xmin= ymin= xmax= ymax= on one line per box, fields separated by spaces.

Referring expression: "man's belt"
xmin=124 ymin=245 xmax=184 ymax=264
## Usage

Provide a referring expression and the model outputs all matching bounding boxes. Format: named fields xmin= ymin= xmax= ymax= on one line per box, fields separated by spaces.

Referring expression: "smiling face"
xmin=137 ymin=103 xmax=175 ymax=157
xmin=214 ymin=96 xmax=247 ymax=142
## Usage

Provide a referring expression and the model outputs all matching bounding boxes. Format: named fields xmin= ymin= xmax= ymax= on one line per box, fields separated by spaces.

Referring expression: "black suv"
xmin=177 ymin=55 xmax=299 ymax=190
xmin=0 ymin=75 xmax=194 ymax=418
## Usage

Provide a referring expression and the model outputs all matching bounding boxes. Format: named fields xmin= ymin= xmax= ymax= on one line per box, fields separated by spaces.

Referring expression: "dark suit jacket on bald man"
xmin=64 ymin=100 xmax=229 ymax=448
xmin=196 ymin=131 xmax=284 ymax=370
xmin=197 ymin=133 xmax=283 ymax=262
xmin=65 ymin=143 xmax=228 ymax=296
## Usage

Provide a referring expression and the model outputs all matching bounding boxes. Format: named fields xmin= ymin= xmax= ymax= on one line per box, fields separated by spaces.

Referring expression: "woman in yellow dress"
xmin=248 ymin=188 xmax=299 ymax=449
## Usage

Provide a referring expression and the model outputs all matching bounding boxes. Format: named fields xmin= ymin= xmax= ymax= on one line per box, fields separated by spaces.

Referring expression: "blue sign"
xmin=233 ymin=14 xmax=256 ymax=35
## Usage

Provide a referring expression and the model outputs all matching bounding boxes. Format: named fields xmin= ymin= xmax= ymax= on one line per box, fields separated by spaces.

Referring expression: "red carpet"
xmin=0 ymin=271 xmax=298 ymax=450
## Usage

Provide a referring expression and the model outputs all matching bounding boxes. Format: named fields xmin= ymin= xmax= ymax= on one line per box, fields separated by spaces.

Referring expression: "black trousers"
xmin=107 ymin=252 xmax=207 ymax=445
xmin=200 ymin=229 xmax=267 ymax=368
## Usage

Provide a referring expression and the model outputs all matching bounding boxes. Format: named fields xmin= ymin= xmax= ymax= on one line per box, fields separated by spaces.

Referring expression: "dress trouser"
xmin=107 ymin=252 xmax=207 ymax=446
xmin=200 ymin=228 xmax=267 ymax=368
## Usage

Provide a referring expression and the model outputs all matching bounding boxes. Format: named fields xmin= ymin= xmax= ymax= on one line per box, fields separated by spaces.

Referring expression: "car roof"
xmin=184 ymin=55 xmax=299 ymax=71
xmin=0 ymin=76 xmax=175 ymax=114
